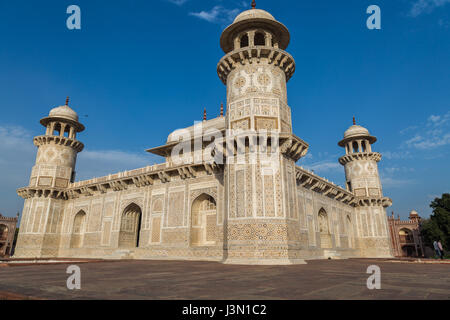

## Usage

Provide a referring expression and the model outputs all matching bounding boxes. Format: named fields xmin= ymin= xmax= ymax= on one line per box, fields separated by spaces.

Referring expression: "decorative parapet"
xmin=388 ymin=217 xmax=420 ymax=225
xmin=33 ymin=135 xmax=84 ymax=152
xmin=67 ymin=162 xmax=222 ymax=199
xmin=17 ymin=187 xmax=68 ymax=200
xmin=338 ymin=152 xmax=381 ymax=165
xmin=295 ymin=166 xmax=357 ymax=206
xmin=295 ymin=166 xmax=392 ymax=208
xmin=17 ymin=161 xmax=224 ymax=201
xmin=0 ymin=214 xmax=19 ymax=222
xmin=217 ymin=46 xmax=295 ymax=84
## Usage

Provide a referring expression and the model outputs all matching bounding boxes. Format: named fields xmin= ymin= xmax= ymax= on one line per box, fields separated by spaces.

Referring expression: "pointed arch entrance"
xmin=118 ymin=203 xmax=142 ymax=248
xmin=318 ymin=208 xmax=332 ymax=249
xmin=399 ymin=228 xmax=415 ymax=257
xmin=70 ymin=210 xmax=86 ymax=248
xmin=190 ymin=194 xmax=217 ymax=246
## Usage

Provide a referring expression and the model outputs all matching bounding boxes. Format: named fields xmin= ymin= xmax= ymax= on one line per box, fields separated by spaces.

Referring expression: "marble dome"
xmin=343 ymin=125 xmax=370 ymax=140
xmin=233 ymin=9 xmax=276 ymax=23
xmin=49 ymin=105 xmax=79 ymax=122
xmin=167 ymin=117 xmax=226 ymax=143
xmin=220 ymin=6 xmax=290 ymax=53
xmin=338 ymin=123 xmax=377 ymax=147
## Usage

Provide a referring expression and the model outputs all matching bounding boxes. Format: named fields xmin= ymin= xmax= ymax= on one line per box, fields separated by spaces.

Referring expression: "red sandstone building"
xmin=387 ymin=210 xmax=427 ymax=257
xmin=0 ymin=213 xmax=18 ymax=257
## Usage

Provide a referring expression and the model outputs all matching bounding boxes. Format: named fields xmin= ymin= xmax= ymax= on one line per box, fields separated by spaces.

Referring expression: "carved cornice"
xmin=279 ymin=134 xmax=309 ymax=162
xmin=338 ymin=152 xmax=381 ymax=165
xmin=17 ymin=162 xmax=222 ymax=200
xmin=64 ymin=162 xmax=222 ymax=200
xmin=295 ymin=167 xmax=357 ymax=206
xmin=217 ymin=46 xmax=295 ymax=84
xmin=217 ymin=131 xmax=308 ymax=162
xmin=355 ymin=196 xmax=392 ymax=208
xmin=295 ymin=167 xmax=392 ymax=208
xmin=17 ymin=187 xmax=68 ymax=200
xmin=33 ymin=135 xmax=84 ymax=152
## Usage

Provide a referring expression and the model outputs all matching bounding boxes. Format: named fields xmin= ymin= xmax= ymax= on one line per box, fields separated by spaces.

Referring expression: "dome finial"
xmin=251 ymin=0 xmax=256 ymax=9
xmin=353 ymin=116 xmax=356 ymax=125
xmin=220 ymin=102 xmax=224 ymax=117
xmin=203 ymin=108 xmax=207 ymax=121
xmin=65 ymin=96 xmax=70 ymax=106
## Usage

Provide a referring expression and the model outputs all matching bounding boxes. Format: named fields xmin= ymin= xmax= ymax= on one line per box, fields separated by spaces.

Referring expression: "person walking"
xmin=437 ymin=240 xmax=445 ymax=259
xmin=433 ymin=240 xmax=441 ymax=259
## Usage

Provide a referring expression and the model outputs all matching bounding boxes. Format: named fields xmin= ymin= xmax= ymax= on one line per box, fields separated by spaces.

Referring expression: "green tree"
xmin=420 ymin=193 xmax=450 ymax=251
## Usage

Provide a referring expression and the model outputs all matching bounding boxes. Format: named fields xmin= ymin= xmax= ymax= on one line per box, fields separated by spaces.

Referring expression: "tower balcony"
xmin=338 ymin=152 xmax=381 ymax=165
xmin=217 ymin=46 xmax=295 ymax=84
xmin=33 ymin=135 xmax=84 ymax=152
xmin=17 ymin=186 xmax=68 ymax=200
xmin=354 ymin=196 xmax=392 ymax=208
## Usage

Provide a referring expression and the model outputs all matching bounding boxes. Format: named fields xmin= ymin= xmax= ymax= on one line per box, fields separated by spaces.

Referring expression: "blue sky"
xmin=0 ymin=0 xmax=449 ymax=220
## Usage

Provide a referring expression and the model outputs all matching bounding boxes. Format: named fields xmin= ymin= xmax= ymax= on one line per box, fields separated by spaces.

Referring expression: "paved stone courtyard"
xmin=0 ymin=258 xmax=449 ymax=300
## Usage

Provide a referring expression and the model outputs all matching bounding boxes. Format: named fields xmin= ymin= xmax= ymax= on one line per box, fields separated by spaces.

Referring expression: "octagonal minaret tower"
xmin=338 ymin=118 xmax=393 ymax=257
xmin=218 ymin=2 xmax=308 ymax=264
xmin=218 ymin=2 xmax=294 ymax=132
xmin=32 ymin=97 xmax=85 ymax=188
xmin=15 ymin=98 xmax=84 ymax=258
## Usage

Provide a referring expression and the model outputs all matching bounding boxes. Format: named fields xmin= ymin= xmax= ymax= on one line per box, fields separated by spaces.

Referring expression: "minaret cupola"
xmin=17 ymin=97 xmax=86 ymax=200
xmin=338 ymin=118 xmax=391 ymax=208
xmin=40 ymin=97 xmax=85 ymax=140
xmin=338 ymin=117 xmax=377 ymax=155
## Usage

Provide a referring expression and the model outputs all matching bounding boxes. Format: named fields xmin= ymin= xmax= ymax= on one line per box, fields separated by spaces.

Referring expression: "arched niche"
xmin=70 ymin=210 xmax=86 ymax=248
xmin=190 ymin=194 xmax=217 ymax=247
xmin=318 ymin=208 xmax=332 ymax=249
xmin=118 ymin=203 xmax=142 ymax=248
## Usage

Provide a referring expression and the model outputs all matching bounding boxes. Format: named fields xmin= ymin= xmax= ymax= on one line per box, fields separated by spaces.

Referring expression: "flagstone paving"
xmin=0 ymin=258 xmax=448 ymax=300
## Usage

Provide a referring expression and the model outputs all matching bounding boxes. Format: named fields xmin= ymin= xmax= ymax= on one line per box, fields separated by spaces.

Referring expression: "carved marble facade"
xmin=14 ymin=6 xmax=393 ymax=264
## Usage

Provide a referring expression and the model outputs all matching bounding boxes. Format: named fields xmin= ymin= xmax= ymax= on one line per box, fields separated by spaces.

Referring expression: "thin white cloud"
xmin=409 ymin=0 xmax=450 ymax=17
xmin=382 ymin=167 xmax=415 ymax=175
xmin=406 ymin=133 xmax=450 ymax=149
xmin=0 ymin=124 xmax=162 ymax=216
xmin=380 ymin=176 xmax=416 ymax=187
xmin=303 ymin=161 xmax=341 ymax=173
xmin=399 ymin=125 xmax=418 ymax=135
xmin=402 ymin=111 xmax=450 ymax=150
xmin=167 ymin=0 xmax=189 ymax=6
xmin=381 ymin=150 xmax=412 ymax=159
xmin=77 ymin=150 xmax=161 ymax=181
xmin=0 ymin=125 xmax=35 ymax=217
xmin=303 ymin=153 xmax=313 ymax=160
xmin=427 ymin=111 xmax=450 ymax=127
xmin=189 ymin=5 xmax=240 ymax=24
